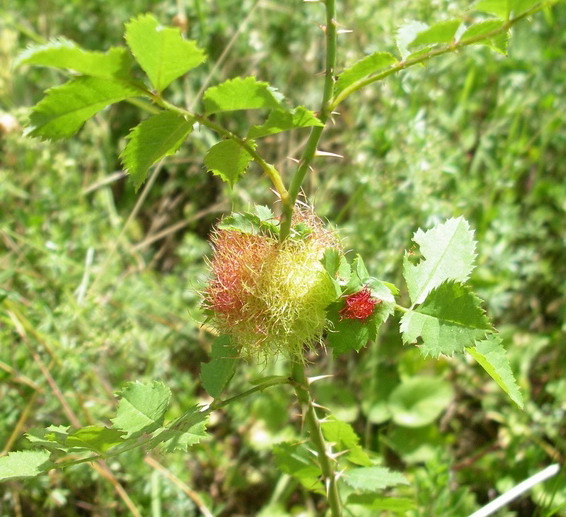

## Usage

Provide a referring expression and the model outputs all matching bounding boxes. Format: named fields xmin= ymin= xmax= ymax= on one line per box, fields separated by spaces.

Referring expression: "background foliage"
xmin=1 ymin=0 xmax=565 ymax=515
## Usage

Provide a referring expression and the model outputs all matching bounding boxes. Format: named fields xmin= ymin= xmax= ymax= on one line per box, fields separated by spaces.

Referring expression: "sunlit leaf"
xmin=400 ymin=281 xmax=492 ymax=357
xmin=409 ymin=20 xmax=461 ymax=49
xmin=203 ymin=76 xmax=283 ymax=115
xmin=28 ymin=77 xmax=142 ymax=140
xmin=15 ymin=38 xmax=133 ymax=80
xmin=125 ymin=13 xmax=205 ymax=92
xmin=335 ymin=52 xmax=397 ymax=95
xmin=467 ymin=336 xmax=524 ymax=408
xmin=204 ymin=139 xmax=256 ymax=186
xmin=121 ymin=111 xmax=193 ymax=190
xmin=403 ymin=216 xmax=476 ymax=306
xmin=111 ymin=381 xmax=172 ymax=437
xmin=247 ymin=107 xmax=322 ymax=139
xmin=0 ymin=451 xmax=52 ymax=482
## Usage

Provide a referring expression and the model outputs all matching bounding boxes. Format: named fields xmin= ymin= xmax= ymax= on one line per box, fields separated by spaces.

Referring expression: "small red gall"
xmin=340 ymin=287 xmax=381 ymax=320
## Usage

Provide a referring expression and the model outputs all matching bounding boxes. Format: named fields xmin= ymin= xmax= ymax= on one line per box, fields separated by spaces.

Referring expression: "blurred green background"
xmin=1 ymin=0 xmax=565 ymax=515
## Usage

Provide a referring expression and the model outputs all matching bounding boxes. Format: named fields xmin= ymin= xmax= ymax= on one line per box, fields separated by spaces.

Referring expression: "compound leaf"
xmin=15 ymin=38 xmax=133 ymax=80
xmin=125 ymin=14 xmax=205 ymax=92
xmin=467 ymin=336 xmax=524 ymax=408
xmin=400 ymin=281 xmax=492 ymax=357
xmin=200 ymin=335 xmax=238 ymax=399
xmin=111 ymin=381 xmax=171 ymax=437
xmin=247 ymin=106 xmax=322 ymax=139
xmin=121 ymin=111 xmax=193 ymax=190
xmin=335 ymin=52 xmax=397 ymax=95
xmin=203 ymin=76 xmax=283 ymax=114
xmin=28 ymin=77 xmax=142 ymax=140
xmin=204 ymin=139 xmax=256 ymax=186
xmin=403 ymin=216 xmax=476 ymax=306
xmin=0 ymin=451 xmax=52 ymax=482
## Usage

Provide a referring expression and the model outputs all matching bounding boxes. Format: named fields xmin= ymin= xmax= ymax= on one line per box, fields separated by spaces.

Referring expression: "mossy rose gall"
xmin=205 ymin=209 xmax=340 ymax=359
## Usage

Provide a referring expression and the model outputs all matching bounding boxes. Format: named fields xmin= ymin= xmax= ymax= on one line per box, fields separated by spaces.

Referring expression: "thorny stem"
xmin=279 ymin=0 xmax=338 ymax=241
xmin=328 ymin=6 xmax=546 ymax=111
xmin=291 ymin=361 xmax=343 ymax=517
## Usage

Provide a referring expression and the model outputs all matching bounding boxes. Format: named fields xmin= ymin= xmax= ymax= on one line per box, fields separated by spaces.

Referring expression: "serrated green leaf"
xmin=28 ymin=77 xmax=142 ymax=140
xmin=321 ymin=420 xmax=371 ymax=466
xmin=467 ymin=336 xmax=524 ymax=408
xmin=66 ymin=426 xmax=125 ymax=454
xmin=327 ymin=311 xmax=377 ymax=354
xmin=121 ymin=111 xmax=193 ymax=190
xmin=26 ymin=425 xmax=71 ymax=451
xmin=408 ymin=20 xmax=461 ymax=49
xmin=247 ymin=106 xmax=323 ymax=139
xmin=460 ymin=20 xmax=506 ymax=42
xmin=160 ymin=420 xmax=208 ymax=452
xmin=150 ymin=406 xmax=209 ymax=452
xmin=15 ymin=38 xmax=133 ymax=80
xmin=400 ymin=281 xmax=492 ymax=357
xmin=397 ymin=21 xmax=429 ymax=59
xmin=273 ymin=442 xmax=324 ymax=494
xmin=111 ymin=381 xmax=172 ymax=437
xmin=342 ymin=466 xmax=409 ymax=493
xmin=200 ymin=335 xmax=238 ymax=399
xmin=403 ymin=216 xmax=476 ymax=306
xmin=388 ymin=377 xmax=454 ymax=427
xmin=203 ymin=76 xmax=283 ymax=115
xmin=474 ymin=0 xmax=510 ymax=18
xmin=0 ymin=451 xmax=52 ymax=482
xmin=204 ymin=139 xmax=256 ymax=186
xmin=125 ymin=14 xmax=205 ymax=92
xmin=347 ymin=494 xmax=417 ymax=512
xmin=511 ymin=0 xmax=542 ymax=14
xmin=255 ymin=205 xmax=275 ymax=222
xmin=335 ymin=52 xmax=397 ymax=95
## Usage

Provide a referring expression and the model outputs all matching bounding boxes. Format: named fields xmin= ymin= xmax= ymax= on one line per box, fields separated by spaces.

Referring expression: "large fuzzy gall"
xmin=204 ymin=210 xmax=339 ymax=360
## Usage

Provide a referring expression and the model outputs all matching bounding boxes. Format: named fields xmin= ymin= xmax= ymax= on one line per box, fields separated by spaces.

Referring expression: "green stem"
xmin=328 ymin=6 xmax=545 ymax=111
xmin=395 ymin=304 xmax=408 ymax=313
xmin=291 ymin=361 xmax=343 ymax=517
xmin=279 ymin=0 xmax=338 ymax=241
xmin=153 ymin=96 xmax=289 ymax=203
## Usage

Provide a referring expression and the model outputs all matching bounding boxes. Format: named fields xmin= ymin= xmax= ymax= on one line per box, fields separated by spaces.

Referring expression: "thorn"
xmin=319 ymin=24 xmax=327 ymax=33
xmin=307 ymin=374 xmax=334 ymax=384
xmin=314 ymin=150 xmax=344 ymax=159
xmin=331 ymin=111 xmax=340 ymax=116
xmin=312 ymin=402 xmax=332 ymax=412
xmin=337 ymin=29 xmax=353 ymax=34
xmin=287 ymin=157 xmax=300 ymax=164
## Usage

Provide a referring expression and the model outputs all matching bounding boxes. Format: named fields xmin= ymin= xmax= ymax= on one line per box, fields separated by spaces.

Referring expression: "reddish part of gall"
xmin=340 ymin=287 xmax=380 ymax=320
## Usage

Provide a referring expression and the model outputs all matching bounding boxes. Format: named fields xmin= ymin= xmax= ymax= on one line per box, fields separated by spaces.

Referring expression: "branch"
xmin=329 ymin=3 xmax=554 ymax=111
xmin=279 ymin=0 xmax=338 ymax=241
